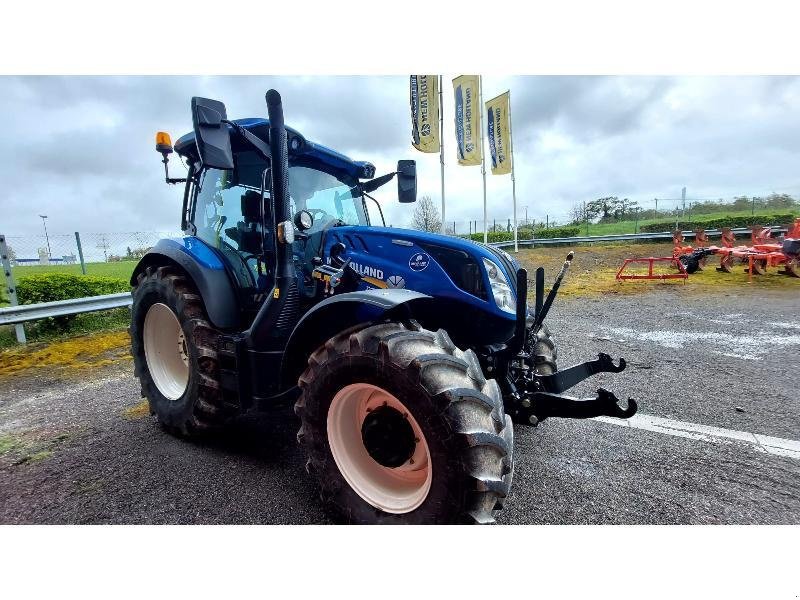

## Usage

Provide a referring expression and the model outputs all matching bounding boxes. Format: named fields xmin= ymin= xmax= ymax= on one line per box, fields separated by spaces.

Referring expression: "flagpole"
xmin=479 ymin=75 xmax=487 ymax=244
xmin=439 ymin=75 xmax=446 ymax=235
xmin=508 ymin=90 xmax=518 ymax=253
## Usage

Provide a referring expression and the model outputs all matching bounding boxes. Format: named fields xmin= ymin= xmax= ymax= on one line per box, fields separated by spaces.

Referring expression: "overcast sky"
xmin=1 ymin=75 xmax=798 ymax=238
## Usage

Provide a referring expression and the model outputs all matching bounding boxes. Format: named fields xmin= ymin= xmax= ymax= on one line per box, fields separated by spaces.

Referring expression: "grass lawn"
xmin=10 ymin=260 xmax=139 ymax=279
xmin=575 ymin=208 xmax=798 ymax=237
xmin=514 ymin=241 xmax=800 ymax=298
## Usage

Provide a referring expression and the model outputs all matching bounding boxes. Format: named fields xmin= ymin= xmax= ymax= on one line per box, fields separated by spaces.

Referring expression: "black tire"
xmin=294 ymin=321 xmax=514 ymax=524
xmin=130 ymin=265 xmax=229 ymax=437
xmin=785 ymin=257 xmax=800 ymax=278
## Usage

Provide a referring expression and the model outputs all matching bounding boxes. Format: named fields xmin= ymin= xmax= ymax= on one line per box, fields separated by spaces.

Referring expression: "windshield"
xmin=288 ymin=164 xmax=371 ymax=230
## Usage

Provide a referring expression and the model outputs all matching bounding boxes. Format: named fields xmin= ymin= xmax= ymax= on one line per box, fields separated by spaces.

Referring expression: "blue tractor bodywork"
xmin=135 ymin=95 xmax=634 ymax=424
xmin=174 ymin=118 xmax=377 ymax=180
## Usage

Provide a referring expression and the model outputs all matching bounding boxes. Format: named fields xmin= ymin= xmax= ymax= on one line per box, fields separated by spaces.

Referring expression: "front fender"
xmin=280 ymin=288 xmax=431 ymax=388
xmin=130 ymin=237 xmax=240 ymax=330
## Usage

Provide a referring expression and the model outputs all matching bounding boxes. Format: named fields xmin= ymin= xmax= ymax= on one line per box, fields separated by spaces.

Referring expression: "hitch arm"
xmin=538 ymin=352 xmax=626 ymax=394
xmin=531 ymin=388 xmax=637 ymax=420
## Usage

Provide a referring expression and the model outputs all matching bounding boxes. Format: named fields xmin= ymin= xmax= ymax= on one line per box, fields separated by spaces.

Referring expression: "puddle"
xmin=604 ymin=326 xmax=800 ymax=361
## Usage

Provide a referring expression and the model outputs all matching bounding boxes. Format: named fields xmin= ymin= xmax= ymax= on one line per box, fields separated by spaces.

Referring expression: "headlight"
xmin=483 ymin=258 xmax=515 ymax=314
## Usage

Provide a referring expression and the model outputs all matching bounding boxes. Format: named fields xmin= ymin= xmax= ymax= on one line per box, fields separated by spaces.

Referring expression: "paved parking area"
xmin=1 ymin=286 xmax=798 ymax=524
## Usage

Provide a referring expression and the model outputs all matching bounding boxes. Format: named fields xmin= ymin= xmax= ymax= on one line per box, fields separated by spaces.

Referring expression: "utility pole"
xmin=584 ymin=201 xmax=589 ymax=236
xmin=681 ymin=187 xmax=686 ymax=221
xmin=97 ymin=236 xmax=110 ymax=262
xmin=38 ymin=214 xmax=51 ymax=258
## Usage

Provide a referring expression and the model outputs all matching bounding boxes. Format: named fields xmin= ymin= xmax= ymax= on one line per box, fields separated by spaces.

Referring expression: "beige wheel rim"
xmin=327 ymin=383 xmax=432 ymax=514
xmin=143 ymin=303 xmax=189 ymax=401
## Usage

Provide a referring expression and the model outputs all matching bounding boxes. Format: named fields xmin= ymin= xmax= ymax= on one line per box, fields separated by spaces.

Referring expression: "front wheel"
xmin=295 ymin=322 xmax=514 ymax=524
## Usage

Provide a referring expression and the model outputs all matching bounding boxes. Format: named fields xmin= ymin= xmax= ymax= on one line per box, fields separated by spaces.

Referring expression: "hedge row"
xmin=640 ymin=213 xmax=797 ymax=233
xmin=17 ymin=273 xmax=130 ymax=305
xmin=465 ymin=225 xmax=580 ymax=243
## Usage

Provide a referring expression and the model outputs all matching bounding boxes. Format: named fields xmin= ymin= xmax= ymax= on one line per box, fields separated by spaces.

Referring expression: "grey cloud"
xmin=1 ymin=75 xmax=798 ymax=237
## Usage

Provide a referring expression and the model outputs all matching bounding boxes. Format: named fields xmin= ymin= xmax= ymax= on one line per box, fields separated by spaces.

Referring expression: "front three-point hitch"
xmin=499 ymin=252 xmax=638 ymax=427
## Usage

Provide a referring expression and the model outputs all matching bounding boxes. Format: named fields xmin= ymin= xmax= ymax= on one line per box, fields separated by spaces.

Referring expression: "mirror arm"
xmin=222 ymin=119 xmax=272 ymax=162
xmin=361 ymin=171 xmax=397 ymax=194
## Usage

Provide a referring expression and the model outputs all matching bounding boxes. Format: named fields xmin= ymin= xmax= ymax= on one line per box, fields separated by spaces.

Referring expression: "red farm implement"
xmin=716 ymin=220 xmax=800 ymax=279
xmin=616 ymin=256 xmax=689 ymax=281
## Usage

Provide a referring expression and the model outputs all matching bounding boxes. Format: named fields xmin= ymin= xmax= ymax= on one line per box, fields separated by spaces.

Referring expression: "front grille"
xmin=417 ymin=242 xmax=487 ymax=300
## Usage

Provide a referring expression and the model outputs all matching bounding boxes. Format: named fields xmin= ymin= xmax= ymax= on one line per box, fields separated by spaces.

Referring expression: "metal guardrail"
xmin=489 ymin=227 xmax=788 ymax=249
xmin=0 ymin=292 xmax=132 ymax=326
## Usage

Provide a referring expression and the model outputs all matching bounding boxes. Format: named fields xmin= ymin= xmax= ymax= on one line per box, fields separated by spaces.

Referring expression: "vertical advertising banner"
xmin=452 ymin=75 xmax=482 ymax=166
xmin=410 ymin=75 xmax=440 ymax=153
xmin=486 ymin=91 xmax=512 ymax=175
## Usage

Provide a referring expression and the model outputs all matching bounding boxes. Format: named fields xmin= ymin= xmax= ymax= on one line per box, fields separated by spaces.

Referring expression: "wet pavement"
xmin=1 ymin=286 xmax=798 ymax=524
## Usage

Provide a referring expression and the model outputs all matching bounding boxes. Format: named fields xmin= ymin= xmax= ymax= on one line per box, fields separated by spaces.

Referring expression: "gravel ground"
xmin=1 ymin=285 xmax=798 ymax=524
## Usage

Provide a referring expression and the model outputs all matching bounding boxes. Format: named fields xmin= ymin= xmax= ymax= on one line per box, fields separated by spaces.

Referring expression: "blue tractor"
xmin=131 ymin=89 xmax=636 ymax=524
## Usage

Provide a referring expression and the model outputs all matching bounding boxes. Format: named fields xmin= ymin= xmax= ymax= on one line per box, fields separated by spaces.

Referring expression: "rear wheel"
xmin=784 ymin=257 xmax=800 ymax=277
xmin=295 ymin=322 xmax=514 ymax=524
xmin=130 ymin=265 xmax=230 ymax=437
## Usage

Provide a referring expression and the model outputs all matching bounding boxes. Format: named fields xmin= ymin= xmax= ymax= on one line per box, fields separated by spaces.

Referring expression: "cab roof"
xmin=174 ymin=118 xmax=375 ymax=180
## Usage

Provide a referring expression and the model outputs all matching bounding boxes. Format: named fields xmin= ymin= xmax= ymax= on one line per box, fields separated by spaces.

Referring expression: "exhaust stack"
xmin=247 ymin=89 xmax=299 ymax=349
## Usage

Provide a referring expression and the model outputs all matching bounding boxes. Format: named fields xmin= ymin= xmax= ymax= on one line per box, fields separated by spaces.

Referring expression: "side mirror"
xmin=191 ymin=97 xmax=234 ymax=170
xmin=397 ymin=159 xmax=417 ymax=203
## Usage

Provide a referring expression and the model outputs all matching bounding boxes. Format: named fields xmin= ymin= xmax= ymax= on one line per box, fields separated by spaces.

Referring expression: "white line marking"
xmin=592 ymin=413 xmax=800 ymax=461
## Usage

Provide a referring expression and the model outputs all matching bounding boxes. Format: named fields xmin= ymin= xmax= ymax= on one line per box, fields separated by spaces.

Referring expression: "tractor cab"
xmin=159 ymin=113 xmax=414 ymax=316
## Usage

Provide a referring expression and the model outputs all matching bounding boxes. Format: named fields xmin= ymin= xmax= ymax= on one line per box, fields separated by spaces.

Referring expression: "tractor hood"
xmin=323 ymin=226 xmax=522 ymax=322
xmin=374 ymin=227 xmax=521 ymax=281
xmin=174 ymin=118 xmax=376 ymax=180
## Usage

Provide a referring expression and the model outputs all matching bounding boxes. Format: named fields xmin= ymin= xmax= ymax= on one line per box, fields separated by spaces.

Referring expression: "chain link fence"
xmin=438 ymin=193 xmax=799 ymax=237
xmin=3 ymin=231 xmax=179 ymax=275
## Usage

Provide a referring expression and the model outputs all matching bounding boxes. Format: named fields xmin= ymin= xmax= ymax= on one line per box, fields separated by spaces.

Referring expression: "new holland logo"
xmin=409 ymin=252 xmax=430 ymax=272
xmin=350 ymin=262 xmax=384 ymax=280
xmin=421 ymin=123 xmax=431 ymax=136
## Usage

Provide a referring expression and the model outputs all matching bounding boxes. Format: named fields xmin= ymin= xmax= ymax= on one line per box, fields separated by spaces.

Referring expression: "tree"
xmin=586 ymin=196 xmax=617 ymax=222
xmin=567 ymin=202 xmax=585 ymax=225
xmin=411 ymin=195 xmax=442 ymax=233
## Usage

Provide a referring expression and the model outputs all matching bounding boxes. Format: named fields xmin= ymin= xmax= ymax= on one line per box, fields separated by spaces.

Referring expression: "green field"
xmin=10 ymin=261 xmax=138 ymax=279
xmin=575 ymin=207 xmax=798 ymax=236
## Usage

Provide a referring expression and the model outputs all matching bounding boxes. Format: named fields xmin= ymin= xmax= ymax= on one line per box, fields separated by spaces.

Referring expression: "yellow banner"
xmin=486 ymin=91 xmax=512 ymax=175
xmin=452 ymin=75 xmax=482 ymax=166
xmin=410 ymin=75 xmax=440 ymax=153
